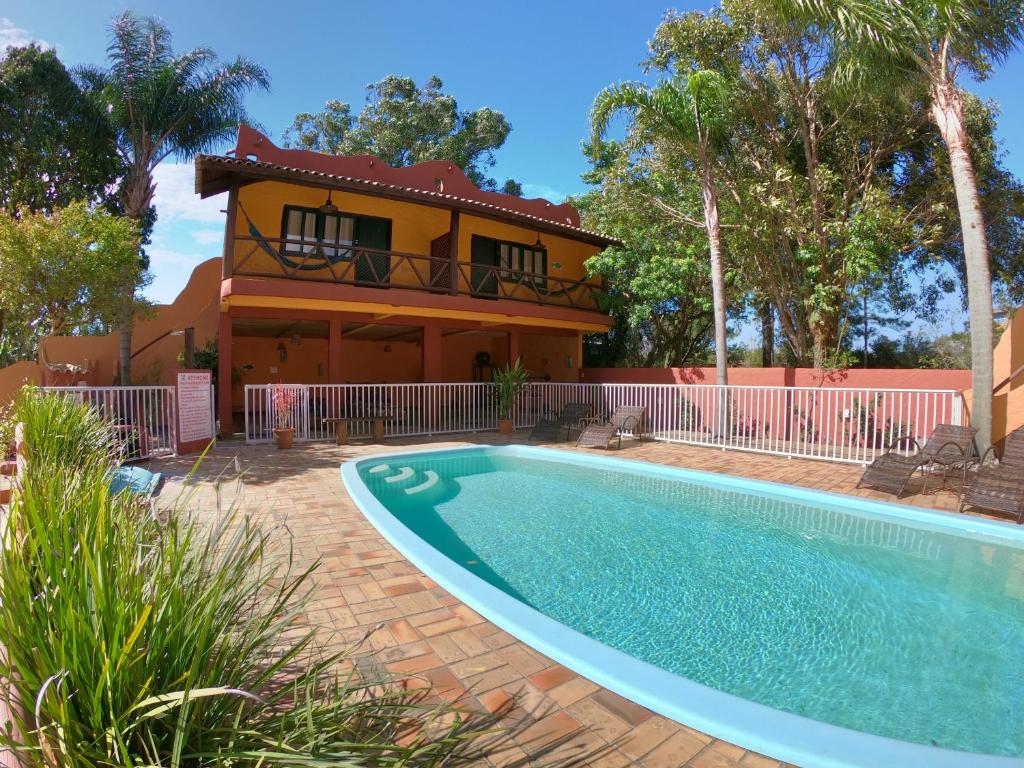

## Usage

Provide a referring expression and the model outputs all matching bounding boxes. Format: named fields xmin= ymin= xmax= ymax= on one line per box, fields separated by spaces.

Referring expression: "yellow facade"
xmin=231 ymin=181 xmax=603 ymax=314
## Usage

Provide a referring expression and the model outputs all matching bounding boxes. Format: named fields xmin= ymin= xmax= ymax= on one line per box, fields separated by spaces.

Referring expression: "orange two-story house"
xmin=196 ymin=127 xmax=618 ymax=436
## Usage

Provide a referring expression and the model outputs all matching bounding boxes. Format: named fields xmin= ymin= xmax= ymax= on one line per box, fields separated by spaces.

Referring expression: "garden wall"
xmin=579 ymin=366 xmax=973 ymax=452
xmin=580 ymin=366 xmax=972 ymax=390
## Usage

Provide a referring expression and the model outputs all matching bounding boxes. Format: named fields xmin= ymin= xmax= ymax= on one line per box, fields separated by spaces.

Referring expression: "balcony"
xmin=228 ymin=234 xmax=606 ymax=314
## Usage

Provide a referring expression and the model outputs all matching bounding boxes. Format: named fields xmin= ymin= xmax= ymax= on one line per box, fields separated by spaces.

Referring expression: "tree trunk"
xmin=701 ymin=168 xmax=729 ymax=387
xmin=119 ymin=167 xmax=157 ymax=387
xmin=700 ymin=161 xmax=729 ymax=439
xmin=119 ymin=328 xmax=132 ymax=385
xmin=760 ymin=300 xmax=774 ymax=367
xmin=931 ymin=82 xmax=994 ymax=454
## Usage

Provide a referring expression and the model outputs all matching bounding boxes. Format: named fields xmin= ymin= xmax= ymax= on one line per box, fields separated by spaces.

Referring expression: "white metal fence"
xmin=40 ymin=386 xmax=178 ymax=460
xmin=243 ymin=382 xmax=964 ymax=464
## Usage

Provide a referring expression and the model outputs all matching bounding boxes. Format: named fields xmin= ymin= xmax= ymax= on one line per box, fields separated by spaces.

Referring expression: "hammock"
xmin=236 ymin=201 xmax=595 ymax=300
xmin=238 ymin=201 xmax=346 ymax=272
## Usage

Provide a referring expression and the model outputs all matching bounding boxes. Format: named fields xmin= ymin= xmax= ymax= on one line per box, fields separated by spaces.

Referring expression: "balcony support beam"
xmin=447 ymin=209 xmax=460 ymax=296
xmin=222 ymin=184 xmax=238 ymax=279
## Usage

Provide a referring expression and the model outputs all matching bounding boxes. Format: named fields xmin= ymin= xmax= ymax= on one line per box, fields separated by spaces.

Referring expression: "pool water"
xmin=354 ymin=448 xmax=1024 ymax=758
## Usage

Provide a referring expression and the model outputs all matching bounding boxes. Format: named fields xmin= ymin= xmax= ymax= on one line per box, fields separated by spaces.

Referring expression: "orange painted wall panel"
xmin=3 ymin=258 xmax=222 ymax=402
xmin=440 ymin=333 xmax=508 ymax=382
xmin=581 ymin=366 xmax=972 ymax=390
xmin=521 ymin=333 xmax=580 ymax=382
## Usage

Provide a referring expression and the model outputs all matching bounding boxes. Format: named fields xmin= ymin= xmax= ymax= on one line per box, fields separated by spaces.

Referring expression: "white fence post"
xmin=238 ymin=381 xmax=963 ymax=465
xmin=38 ymin=385 xmax=178 ymax=460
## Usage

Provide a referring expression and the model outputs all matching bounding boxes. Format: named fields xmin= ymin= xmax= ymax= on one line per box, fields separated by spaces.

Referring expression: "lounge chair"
xmin=576 ymin=405 xmax=648 ymax=450
xmin=856 ymin=423 xmax=978 ymax=497
xmin=959 ymin=427 xmax=1024 ymax=523
xmin=109 ymin=465 xmax=164 ymax=498
xmin=529 ymin=402 xmax=592 ymax=441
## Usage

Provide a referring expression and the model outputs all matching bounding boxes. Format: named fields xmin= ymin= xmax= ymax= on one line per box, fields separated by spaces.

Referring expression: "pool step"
xmin=405 ymin=470 xmax=439 ymax=495
xmin=384 ymin=466 xmax=415 ymax=484
xmin=368 ymin=464 xmax=391 ymax=475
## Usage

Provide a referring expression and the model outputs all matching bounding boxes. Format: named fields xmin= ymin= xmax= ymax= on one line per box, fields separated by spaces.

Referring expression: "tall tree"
xmin=591 ymin=71 xmax=733 ymax=386
xmin=575 ymin=141 xmax=721 ymax=367
xmin=0 ymin=202 xmax=145 ymax=362
xmin=785 ymin=0 xmax=1024 ymax=454
xmin=78 ymin=12 xmax=269 ymax=383
xmin=284 ymin=76 xmax=520 ymax=193
xmin=0 ymin=45 xmax=123 ymax=214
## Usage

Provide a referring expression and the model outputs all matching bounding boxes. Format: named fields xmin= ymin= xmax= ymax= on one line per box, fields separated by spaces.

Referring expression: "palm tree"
xmin=784 ymin=0 xmax=1023 ymax=453
xmin=79 ymin=13 xmax=269 ymax=384
xmin=591 ymin=72 xmax=732 ymax=389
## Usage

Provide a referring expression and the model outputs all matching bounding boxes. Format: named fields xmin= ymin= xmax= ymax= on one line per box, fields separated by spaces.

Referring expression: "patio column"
xmin=507 ymin=328 xmax=520 ymax=365
xmin=328 ymin=317 xmax=343 ymax=383
xmin=217 ymin=311 xmax=232 ymax=439
xmin=422 ymin=321 xmax=442 ymax=382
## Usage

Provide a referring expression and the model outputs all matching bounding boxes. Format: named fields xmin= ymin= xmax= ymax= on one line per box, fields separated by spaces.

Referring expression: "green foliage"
xmin=590 ymin=71 xmax=732 ymax=160
xmin=643 ymin=4 xmax=952 ymax=367
xmin=899 ymin=93 xmax=1024 ymax=307
xmin=590 ymin=70 xmax=734 ymax=378
xmin=492 ymin=357 xmax=530 ymax=419
xmin=0 ymin=202 xmax=149 ymax=362
xmin=78 ymin=11 xmax=269 ymax=383
xmin=0 ymin=45 xmax=124 ymax=214
xmin=79 ymin=12 xmax=270 ymax=222
xmin=1 ymin=391 xmax=493 ymax=766
xmin=285 ymin=76 xmax=519 ymax=192
xmin=575 ymin=140 xmax=723 ymax=366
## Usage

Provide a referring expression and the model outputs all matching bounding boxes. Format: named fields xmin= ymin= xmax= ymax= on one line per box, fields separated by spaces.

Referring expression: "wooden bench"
xmin=323 ymin=417 xmax=386 ymax=445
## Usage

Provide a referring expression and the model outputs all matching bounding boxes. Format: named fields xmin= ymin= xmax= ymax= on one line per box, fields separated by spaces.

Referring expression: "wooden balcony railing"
xmin=231 ymin=234 xmax=606 ymax=313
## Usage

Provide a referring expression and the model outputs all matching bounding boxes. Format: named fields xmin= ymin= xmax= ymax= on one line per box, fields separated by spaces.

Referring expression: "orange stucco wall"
xmin=521 ymin=332 xmax=580 ymax=382
xmin=231 ymin=336 xmax=329 ymax=397
xmin=581 ymin=366 xmax=973 ymax=390
xmin=0 ymin=258 xmax=222 ymax=405
xmin=232 ymin=180 xmax=602 ymax=307
xmin=974 ymin=310 xmax=1024 ymax=446
xmin=439 ymin=333 xmax=508 ymax=382
xmin=224 ymin=327 xmax=583 ymax=390
xmin=0 ymin=360 xmax=44 ymax=404
xmin=37 ymin=257 xmax=222 ymax=387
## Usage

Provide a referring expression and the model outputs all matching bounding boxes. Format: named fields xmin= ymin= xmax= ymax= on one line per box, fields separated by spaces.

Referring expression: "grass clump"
xmin=0 ymin=390 xmax=492 ymax=766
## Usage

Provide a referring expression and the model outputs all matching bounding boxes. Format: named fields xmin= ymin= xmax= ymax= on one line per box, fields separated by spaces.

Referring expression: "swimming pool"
xmin=341 ymin=446 xmax=1024 ymax=768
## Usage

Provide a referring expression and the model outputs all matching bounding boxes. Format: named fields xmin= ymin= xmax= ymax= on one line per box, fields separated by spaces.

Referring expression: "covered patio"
xmin=220 ymin=310 xmax=583 ymax=435
xmin=149 ymin=434 xmax=988 ymax=768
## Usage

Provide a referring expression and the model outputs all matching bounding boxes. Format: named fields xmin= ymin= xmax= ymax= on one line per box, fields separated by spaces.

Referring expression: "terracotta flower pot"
xmin=274 ymin=427 xmax=295 ymax=449
xmin=497 ymin=418 xmax=514 ymax=435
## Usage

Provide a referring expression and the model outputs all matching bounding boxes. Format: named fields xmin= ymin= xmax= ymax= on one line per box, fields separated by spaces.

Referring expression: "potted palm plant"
xmin=493 ymin=358 xmax=529 ymax=434
xmin=270 ymin=385 xmax=300 ymax=448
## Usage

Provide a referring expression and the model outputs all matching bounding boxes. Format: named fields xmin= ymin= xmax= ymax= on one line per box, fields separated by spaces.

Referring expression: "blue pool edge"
xmin=340 ymin=444 xmax=1024 ymax=768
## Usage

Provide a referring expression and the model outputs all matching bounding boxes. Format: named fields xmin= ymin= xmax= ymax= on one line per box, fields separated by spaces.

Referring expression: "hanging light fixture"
xmin=534 ymin=231 xmax=543 ymax=249
xmin=319 ymin=189 xmax=338 ymax=214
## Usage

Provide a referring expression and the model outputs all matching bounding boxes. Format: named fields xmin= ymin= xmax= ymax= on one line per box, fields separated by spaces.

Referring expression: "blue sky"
xmin=3 ymin=1 xmax=1022 ymax=342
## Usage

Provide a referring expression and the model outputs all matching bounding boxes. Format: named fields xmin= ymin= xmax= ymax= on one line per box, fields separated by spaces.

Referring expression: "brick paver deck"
xmin=151 ymin=433 xmax=1001 ymax=767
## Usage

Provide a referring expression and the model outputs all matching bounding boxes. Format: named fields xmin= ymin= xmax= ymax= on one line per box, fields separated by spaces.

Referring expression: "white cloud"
xmin=151 ymin=163 xmax=226 ymax=225
xmin=191 ymin=228 xmax=223 ymax=246
xmin=0 ymin=18 xmax=50 ymax=53
xmin=520 ymin=182 xmax=567 ymax=204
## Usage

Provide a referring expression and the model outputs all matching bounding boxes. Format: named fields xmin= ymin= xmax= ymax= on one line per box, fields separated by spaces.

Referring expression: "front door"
xmin=354 ymin=216 xmax=392 ymax=285
xmin=470 ymin=235 xmax=498 ymax=297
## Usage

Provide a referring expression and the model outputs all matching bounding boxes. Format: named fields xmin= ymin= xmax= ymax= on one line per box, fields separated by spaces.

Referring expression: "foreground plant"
xmin=1 ymin=392 xmax=493 ymax=766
